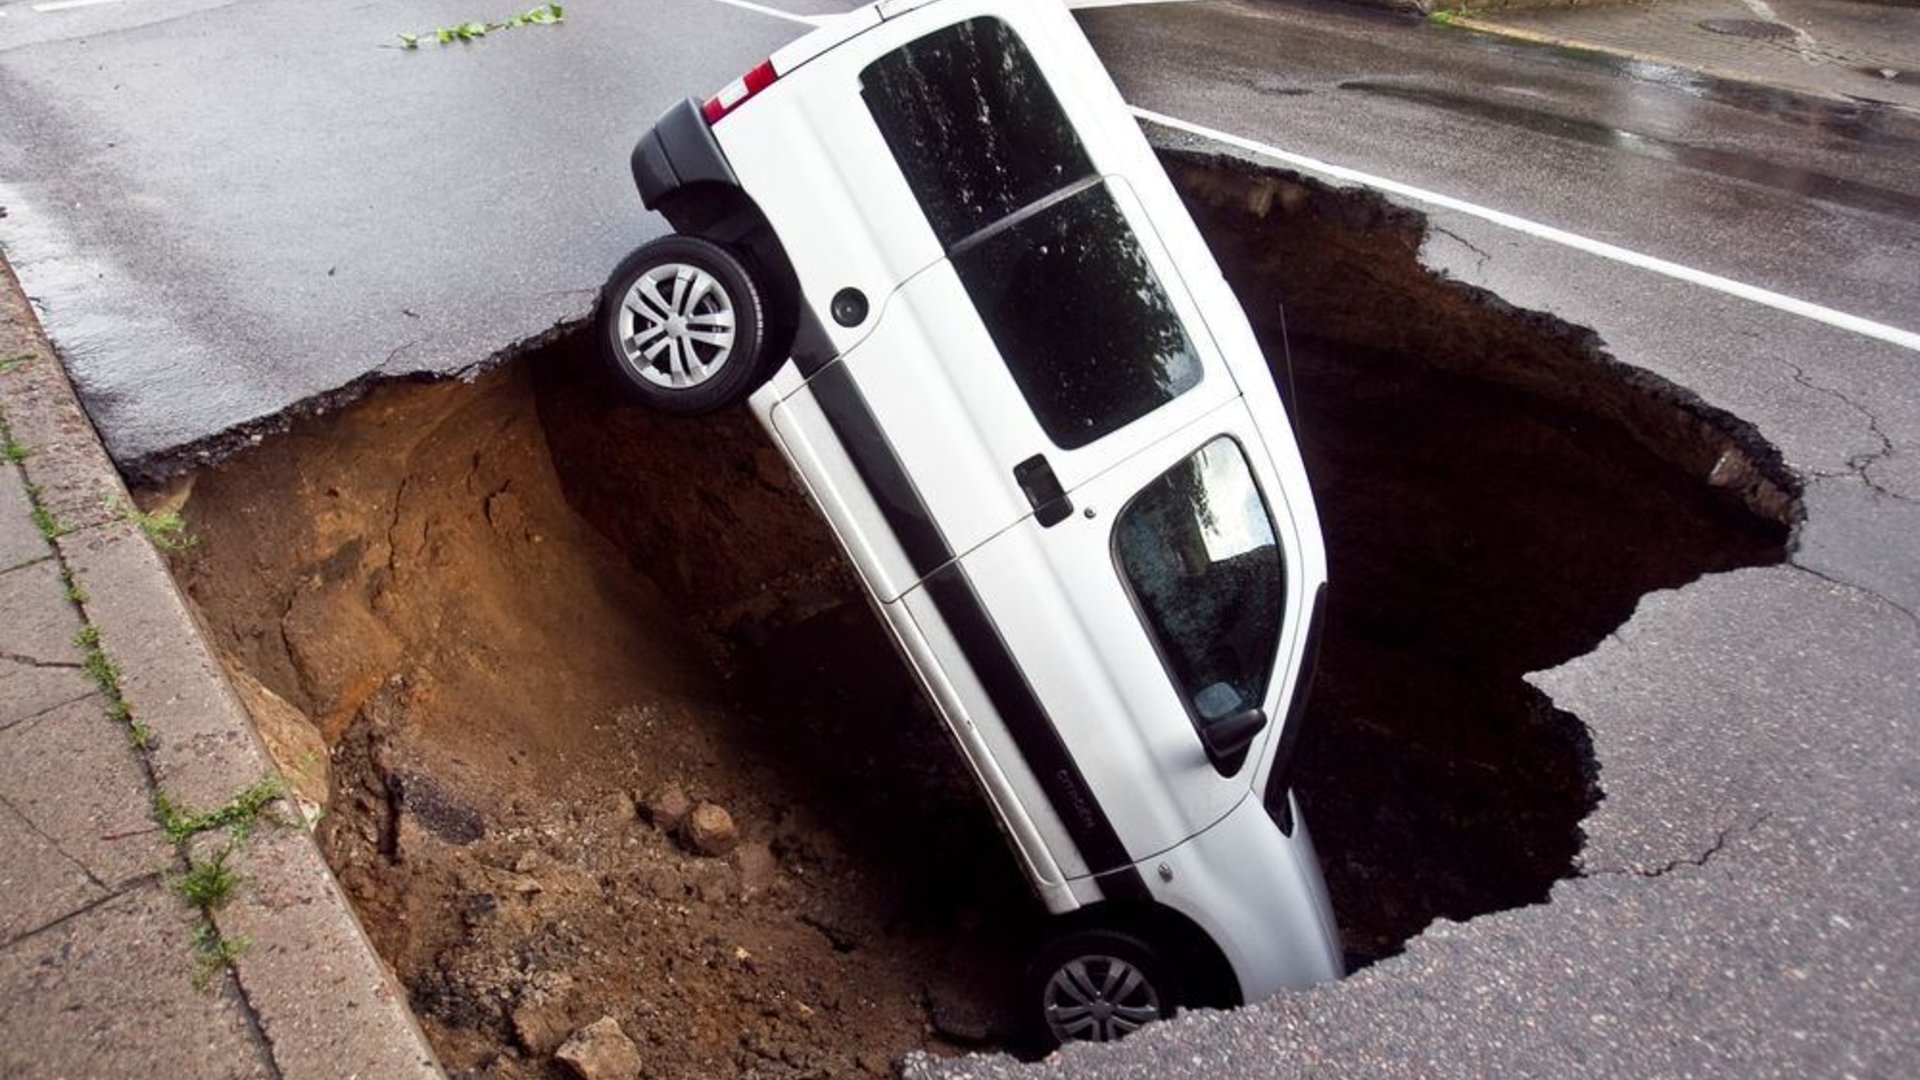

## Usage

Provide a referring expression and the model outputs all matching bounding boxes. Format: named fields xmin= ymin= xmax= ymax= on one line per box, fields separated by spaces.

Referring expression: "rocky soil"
xmin=167 ymin=365 xmax=1033 ymax=1079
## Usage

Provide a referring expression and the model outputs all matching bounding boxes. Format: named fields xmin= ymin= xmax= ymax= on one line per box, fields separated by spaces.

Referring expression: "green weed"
xmin=75 ymin=624 xmax=118 ymax=685
xmin=72 ymin=622 xmax=136 ymax=729
xmin=133 ymin=507 xmax=194 ymax=551
xmin=173 ymin=846 xmax=240 ymax=910
xmin=60 ymin=566 xmax=87 ymax=604
xmin=190 ymin=924 xmax=250 ymax=990
xmin=0 ymin=353 xmax=30 ymax=374
xmin=155 ymin=776 xmax=286 ymax=844
xmin=107 ymin=498 xmax=196 ymax=551
xmin=398 ymin=3 xmax=563 ymax=49
xmin=26 ymin=483 xmax=64 ymax=540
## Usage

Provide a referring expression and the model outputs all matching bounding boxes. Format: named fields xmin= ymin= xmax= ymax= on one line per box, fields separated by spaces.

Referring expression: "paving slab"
xmin=0 ymin=350 xmax=125 ymax=537
xmin=1 ymin=251 xmax=444 ymax=1076
xmin=219 ymin=822 xmax=443 ymax=1080
xmin=0 ymin=462 xmax=49 ymax=572
xmin=0 ymin=879 xmax=272 ymax=1080
xmin=56 ymin=519 xmax=275 ymax=809
xmin=0 ymin=694 xmax=170 ymax=890
xmin=0 ymin=555 xmax=93 ymax=727
xmin=0 ymin=795 xmax=109 ymax=943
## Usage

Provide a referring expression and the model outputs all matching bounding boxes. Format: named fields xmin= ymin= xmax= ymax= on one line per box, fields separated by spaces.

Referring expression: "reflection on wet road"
xmin=1340 ymin=79 xmax=1920 ymax=221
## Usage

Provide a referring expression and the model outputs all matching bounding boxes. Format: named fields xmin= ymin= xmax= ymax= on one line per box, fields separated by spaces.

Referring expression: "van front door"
xmin=899 ymin=400 xmax=1318 ymax=881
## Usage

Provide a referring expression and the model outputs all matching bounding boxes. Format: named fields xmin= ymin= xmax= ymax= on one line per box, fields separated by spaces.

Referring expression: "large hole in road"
xmin=155 ymin=151 xmax=1793 ymax=1077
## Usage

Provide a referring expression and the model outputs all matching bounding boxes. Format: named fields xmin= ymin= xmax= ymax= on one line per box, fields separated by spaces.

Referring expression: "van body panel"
xmin=949 ymin=397 xmax=1320 ymax=870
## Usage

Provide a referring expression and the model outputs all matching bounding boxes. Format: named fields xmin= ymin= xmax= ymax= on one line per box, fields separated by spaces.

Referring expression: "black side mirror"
xmin=1199 ymin=706 xmax=1268 ymax=769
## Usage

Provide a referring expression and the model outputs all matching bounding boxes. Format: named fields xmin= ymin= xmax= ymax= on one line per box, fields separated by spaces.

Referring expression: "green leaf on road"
xmin=396 ymin=4 xmax=565 ymax=51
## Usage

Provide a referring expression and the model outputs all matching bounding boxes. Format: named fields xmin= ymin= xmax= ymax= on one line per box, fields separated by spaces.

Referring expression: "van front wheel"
xmin=598 ymin=235 xmax=770 ymax=414
xmin=1028 ymin=929 xmax=1179 ymax=1047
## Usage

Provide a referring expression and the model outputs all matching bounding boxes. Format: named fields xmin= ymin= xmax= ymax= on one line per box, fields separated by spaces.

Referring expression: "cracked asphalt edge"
xmin=0 ymin=253 xmax=445 ymax=1080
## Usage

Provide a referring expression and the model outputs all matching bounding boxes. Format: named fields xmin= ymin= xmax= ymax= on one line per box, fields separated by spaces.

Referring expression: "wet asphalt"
xmin=2 ymin=0 xmax=1916 ymax=1075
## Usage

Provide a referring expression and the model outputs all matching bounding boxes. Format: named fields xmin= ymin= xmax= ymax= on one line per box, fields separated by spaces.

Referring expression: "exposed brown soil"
xmin=158 ymin=152 xmax=1795 ymax=1077
xmin=169 ymin=365 xmax=1031 ymax=1079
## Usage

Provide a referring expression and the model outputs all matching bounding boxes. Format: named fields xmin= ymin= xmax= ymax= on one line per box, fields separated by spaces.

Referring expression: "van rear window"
xmin=861 ymin=17 xmax=1094 ymax=248
xmin=952 ymin=183 xmax=1201 ymax=449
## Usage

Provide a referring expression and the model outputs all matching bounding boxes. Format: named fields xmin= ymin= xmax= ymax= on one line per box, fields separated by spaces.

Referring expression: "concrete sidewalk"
xmin=0 ymin=261 xmax=442 ymax=1079
xmin=1451 ymin=0 xmax=1920 ymax=113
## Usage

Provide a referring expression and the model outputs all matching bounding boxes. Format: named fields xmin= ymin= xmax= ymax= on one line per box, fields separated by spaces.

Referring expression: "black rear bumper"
xmin=629 ymin=97 xmax=740 ymax=210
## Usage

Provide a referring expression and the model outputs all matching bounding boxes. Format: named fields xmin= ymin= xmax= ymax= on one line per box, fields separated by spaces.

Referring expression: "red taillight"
xmin=702 ymin=59 xmax=778 ymax=124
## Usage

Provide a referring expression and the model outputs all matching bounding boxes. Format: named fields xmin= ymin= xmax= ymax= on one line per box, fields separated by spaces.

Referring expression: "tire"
xmin=1026 ymin=929 xmax=1179 ymax=1047
xmin=597 ymin=234 xmax=771 ymax=414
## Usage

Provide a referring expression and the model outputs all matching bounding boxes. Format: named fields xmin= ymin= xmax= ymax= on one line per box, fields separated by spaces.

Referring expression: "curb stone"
xmin=0 ymin=256 xmax=444 ymax=1078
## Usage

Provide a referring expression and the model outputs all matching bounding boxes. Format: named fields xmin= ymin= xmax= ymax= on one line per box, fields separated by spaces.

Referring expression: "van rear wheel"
xmin=598 ymin=234 xmax=770 ymax=414
xmin=1027 ymin=929 xmax=1178 ymax=1047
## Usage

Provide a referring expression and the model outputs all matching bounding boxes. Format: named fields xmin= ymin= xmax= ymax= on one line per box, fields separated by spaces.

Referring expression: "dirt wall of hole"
xmin=169 ymin=365 xmax=1033 ymax=1079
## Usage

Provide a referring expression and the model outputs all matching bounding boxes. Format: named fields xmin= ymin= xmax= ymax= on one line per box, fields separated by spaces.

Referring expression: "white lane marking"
xmin=1135 ymin=108 xmax=1920 ymax=353
xmin=31 ymin=0 xmax=141 ymax=12
xmin=696 ymin=0 xmax=1920 ymax=354
xmin=703 ymin=0 xmax=821 ymax=26
xmin=697 ymin=0 xmax=1195 ymax=23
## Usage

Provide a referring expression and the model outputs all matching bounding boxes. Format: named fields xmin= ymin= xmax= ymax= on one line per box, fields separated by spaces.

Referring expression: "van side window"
xmin=861 ymin=17 xmax=1094 ymax=248
xmin=1114 ymin=438 xmax=1286 ymax=729
xmin=952 ymin=184 xmax=1201 ymax=449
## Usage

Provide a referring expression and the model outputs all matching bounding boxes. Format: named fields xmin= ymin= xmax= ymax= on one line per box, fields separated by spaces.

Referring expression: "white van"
xmin=597 ymin=0 xmax=1343 ymax=1045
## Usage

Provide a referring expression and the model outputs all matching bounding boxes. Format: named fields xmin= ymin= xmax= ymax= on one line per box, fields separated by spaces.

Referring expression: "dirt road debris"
xmin=641 ymin=782 xmax=692 ymax=833
xmin=683 ymin=802 xmax=739 ymax=858
xmin=555 ymin=1017 xmax=643 ymax=1080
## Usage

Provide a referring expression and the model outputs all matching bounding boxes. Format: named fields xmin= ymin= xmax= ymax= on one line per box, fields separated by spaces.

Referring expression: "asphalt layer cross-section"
xmin=3 ymin=0 xmax=1917 ymax=1075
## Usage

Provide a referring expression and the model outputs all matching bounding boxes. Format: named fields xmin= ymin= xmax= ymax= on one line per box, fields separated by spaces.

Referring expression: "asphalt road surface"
xmin=3 ymin=0 xmax=1915 ymax=1075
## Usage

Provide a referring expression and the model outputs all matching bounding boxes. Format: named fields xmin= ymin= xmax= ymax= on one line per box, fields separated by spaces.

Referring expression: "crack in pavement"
xmin=0 ymin=688 xmax=99 ymax=734
xmin=0 ymin=871 xmax=164 ymax=953
xmin=1777 ymin=355 xmax=1909 ymax=502
xmin=0 ymin=791 xmax=110 ymax=893
xmin=1789 ymin=560 xmax=1920 ymax=632
xmin=0 ymin=648 xmax=83 ymax=671
xmin=1585 ymin=813 xmax=1770 ymax=880
xmin=1428 ymin=224 xmax=1493 ymax=275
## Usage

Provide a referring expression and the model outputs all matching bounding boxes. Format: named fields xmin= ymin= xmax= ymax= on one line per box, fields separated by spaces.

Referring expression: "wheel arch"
xmin=1054 ymin=899 xmax=1243 ymax=1010
xmin=652 ymin=182 xmax=801 ymax=368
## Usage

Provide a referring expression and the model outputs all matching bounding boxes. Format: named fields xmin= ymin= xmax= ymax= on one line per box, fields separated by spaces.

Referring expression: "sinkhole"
xmin=153 ymin=150 xmax=1793 ymax=1077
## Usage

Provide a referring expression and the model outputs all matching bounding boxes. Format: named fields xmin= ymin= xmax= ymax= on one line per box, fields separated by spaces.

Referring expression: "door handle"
xmin=1013 ymin=454 xmax=1073 ymax=527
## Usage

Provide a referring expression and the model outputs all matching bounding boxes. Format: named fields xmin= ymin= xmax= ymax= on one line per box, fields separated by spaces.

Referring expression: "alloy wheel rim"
xmin=617 ymin=262 xmax=737 ymax=389
xmin=1042 ymin=954 xmax=1162 ymax=1043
